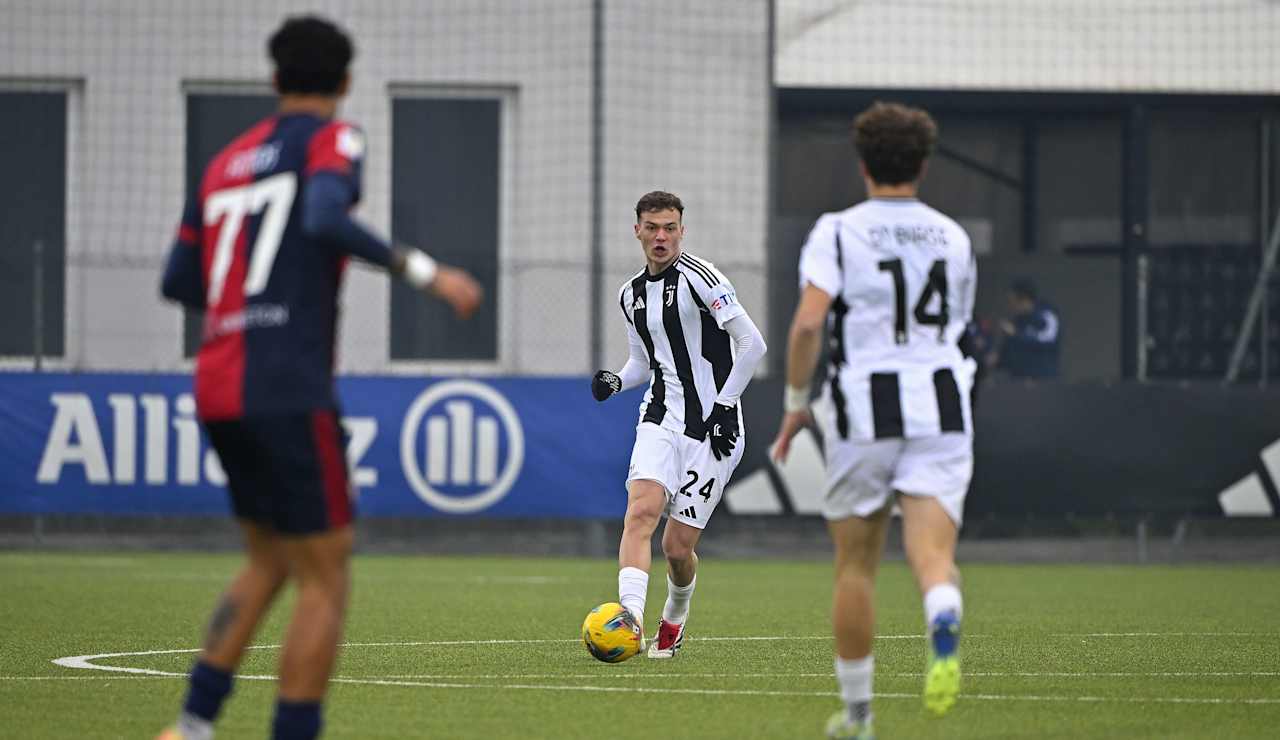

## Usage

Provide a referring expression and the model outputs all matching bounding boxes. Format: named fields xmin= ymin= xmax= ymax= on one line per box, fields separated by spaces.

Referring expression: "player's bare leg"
xmin=826 ymin=505 xmax=891 ymax=738
xmin=662 ymin=519 xmax=700 ymax=586
xmin=202 ymin=522 xmax=290 ymax=669
xmin=899 ymin=494 xmax=960 ymax=594
xmin=160 ymin=522 xmax=289 ymax=740
xmin=899 ymin=493 xmax=963 ymax=717
xmin=617 ymin=479 xmax=666 ymax=632
xmin=649 ymin=519 xmax=702 ymax=657
xmin=273 ymin=525 xmax=353 ymax=738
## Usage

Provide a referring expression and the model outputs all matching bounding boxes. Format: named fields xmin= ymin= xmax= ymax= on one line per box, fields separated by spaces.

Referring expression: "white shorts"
xmin=627 ymin=423 xmax=744 ymax=529
xmin=821 ymin=432 xmax=972 ymax=526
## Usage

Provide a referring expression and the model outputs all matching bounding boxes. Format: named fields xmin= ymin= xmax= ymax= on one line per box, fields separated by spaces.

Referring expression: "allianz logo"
xmin=35 ymin=381 xmax=525 ymax=514
xmin=35 ymin=392 xmax=378 ymax=488
xmin=399 ymin=380 xmax=525 ymax=513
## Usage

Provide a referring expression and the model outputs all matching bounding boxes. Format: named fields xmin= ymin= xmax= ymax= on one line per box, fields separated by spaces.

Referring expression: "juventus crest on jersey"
xmin=618 ymin=253 xmax=746 ymax=440
xmin=800 ymin=198 xmax=977 ymax=442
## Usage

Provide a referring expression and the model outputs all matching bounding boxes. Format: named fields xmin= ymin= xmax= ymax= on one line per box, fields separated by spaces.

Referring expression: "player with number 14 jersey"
xmin=772 ymin=102 xmax=974 ymax=739
xmin=800 ymin=194 xmax=976 ymax=445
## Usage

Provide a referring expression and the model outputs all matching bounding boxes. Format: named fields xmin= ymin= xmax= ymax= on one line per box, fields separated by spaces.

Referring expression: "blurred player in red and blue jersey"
xmin=157 ymin=15 xmax=481 ymax=740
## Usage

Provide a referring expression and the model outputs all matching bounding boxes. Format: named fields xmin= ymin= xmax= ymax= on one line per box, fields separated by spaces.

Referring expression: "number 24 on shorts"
xmin=680 ymin=470 xmax=715 ymax=502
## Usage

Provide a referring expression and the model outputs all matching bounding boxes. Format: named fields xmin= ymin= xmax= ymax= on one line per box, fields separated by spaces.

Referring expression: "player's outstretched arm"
xmin=771 ymin=284 xmax=831 ymax=463
xmin=394 ymin=251 xmax=483 ymax=320
xmin=302 ymin=172 xmax=394 ymax=267
xmin=302 ymin=172 xmax=482 ymax=318
xmin=592 ymin=326 xmax=650 ymax=401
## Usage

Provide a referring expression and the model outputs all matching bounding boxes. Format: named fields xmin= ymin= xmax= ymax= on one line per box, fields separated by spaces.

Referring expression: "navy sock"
xmin=182 ymin=661 xmax=234 ymax=722
xmin=273 ymin=700 xmax=322 ymax=740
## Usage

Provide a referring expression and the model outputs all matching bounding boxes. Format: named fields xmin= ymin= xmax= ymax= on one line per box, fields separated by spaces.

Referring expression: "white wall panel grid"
xmin=0 ymin=1 xmax=774 ymax=375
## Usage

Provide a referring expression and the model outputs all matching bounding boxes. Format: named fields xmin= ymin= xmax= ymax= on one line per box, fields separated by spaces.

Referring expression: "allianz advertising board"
xmin=0 ymin=373 xmax=641 ymax=518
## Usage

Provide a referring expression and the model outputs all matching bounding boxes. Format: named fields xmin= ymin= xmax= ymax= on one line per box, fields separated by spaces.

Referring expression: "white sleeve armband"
xmin=784 ymin=385 xmax=810 ymax=413
xmin=403 ymin=249 xmax=438 ymax=289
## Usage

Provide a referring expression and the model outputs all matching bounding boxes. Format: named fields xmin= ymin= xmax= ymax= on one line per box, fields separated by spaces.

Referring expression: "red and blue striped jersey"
xmin=166 ymin=113 xmax=369 ymax=420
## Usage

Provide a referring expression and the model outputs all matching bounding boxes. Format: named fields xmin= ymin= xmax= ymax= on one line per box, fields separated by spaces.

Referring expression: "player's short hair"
xmin=635 ymin=191 xmax=685 ymax=221
xmin=268 ymin=15 xmax=354 ymax=95
xmin=852 ymin=102 xmax=938 ymax=186
xmin=1010 ymin=277 xmax=1038 ymax=301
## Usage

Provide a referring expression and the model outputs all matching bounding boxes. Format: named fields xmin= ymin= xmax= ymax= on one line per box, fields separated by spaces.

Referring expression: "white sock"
xmin=618 ymin=566 xmax=649 ymax=628
xmin=176 ymin=711 xmax=214 ymax=740
xmin=923 ymin=583 xmax=963 ymax=626
xmin=662 ymin=574 xmax=696 ymax=625
xmin=835 ymin=655 xmax=874 ymax=724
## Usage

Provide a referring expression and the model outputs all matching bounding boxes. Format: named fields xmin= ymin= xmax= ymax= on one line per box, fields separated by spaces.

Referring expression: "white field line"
xmin=12 ymin=670 xmax=1279 ymax=682
xmin=1055 ymin=632 xmax=1270 ymax=637
xmin=48 ymin=636 xmax=919 ymax=674
xmin=0 ymin=675 xmax=172 ymax=681
xmin=329 ymin=680 xmax=1280 ymax=705
xmin=961 ymin=693 xmax=1280 ymax=706
xmin=12 ymin=672 xmax=1280 ymax=706
xmin=364 ymin=671 xmax=1280 ymax=679
xmin=356 ymin=632 xmax=1273 ymax=642
xmin=43 ymin=636 xmax=1280 ymax=706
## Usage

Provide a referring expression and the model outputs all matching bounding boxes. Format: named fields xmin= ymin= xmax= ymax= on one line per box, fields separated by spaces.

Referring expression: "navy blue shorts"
xmin=203 ymin=409 xmax=355 ymax=535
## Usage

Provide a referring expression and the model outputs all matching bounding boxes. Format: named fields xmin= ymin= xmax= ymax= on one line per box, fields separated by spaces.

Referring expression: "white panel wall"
xmin=778 ymin=0 xmax=1280 ymax=93
xmin=599 ymin=0 xmax=771 ymax=372
xmin=1 ymin=1 xmax=769 ymax=375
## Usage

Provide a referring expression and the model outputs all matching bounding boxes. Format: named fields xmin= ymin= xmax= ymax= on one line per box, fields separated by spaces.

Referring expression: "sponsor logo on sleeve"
xmin=710 ymin=291 xmax=737 ymax=311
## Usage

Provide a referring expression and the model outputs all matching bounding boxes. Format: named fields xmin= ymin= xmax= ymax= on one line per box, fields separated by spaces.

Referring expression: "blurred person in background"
xmin=156 ymin=15 xmax=480 ymax=740
xmin=994 ymin=277 xmax=1060 ymax=379
xmin=772 ymin=101 xmax=975 ymax=739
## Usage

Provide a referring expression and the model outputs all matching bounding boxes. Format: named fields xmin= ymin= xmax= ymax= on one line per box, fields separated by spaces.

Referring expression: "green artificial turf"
xmin=1 ymin=552 xmax=1277 ymax=738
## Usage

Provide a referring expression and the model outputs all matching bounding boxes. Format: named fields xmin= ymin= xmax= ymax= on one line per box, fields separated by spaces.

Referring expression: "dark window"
xmin=183 ymin=93 xmax=276 ymax=356
xmin=1144 ymin=111 xmax=1277 ymax=380
xmin=922 ymin=116 xmax=1024 ymax=257
xmin=1149 ymin=112 xmax=1258 ymax=248
xmin=1036 ymin=117 xmax=1124 ymax=253
xmin=391 ymin=97 xmax=500 ymax=361
xmin=0 ymin=92 xmax=65 ymax=357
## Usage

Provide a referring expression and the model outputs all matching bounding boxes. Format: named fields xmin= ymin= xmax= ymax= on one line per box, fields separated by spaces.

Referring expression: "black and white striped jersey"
xmin=799 ymin=198 xmax=977 ymax=441
xmin=618 ymin=253 xmax=747 ymax=440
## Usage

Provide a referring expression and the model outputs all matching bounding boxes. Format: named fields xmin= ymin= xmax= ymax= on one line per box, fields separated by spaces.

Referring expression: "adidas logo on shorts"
xmin=677 ymin=506 xmax=697 ymax=519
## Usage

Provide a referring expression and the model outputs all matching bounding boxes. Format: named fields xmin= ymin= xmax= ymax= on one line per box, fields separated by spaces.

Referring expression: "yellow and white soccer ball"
xmin=581 ymin=602 xmax=642 ymax=663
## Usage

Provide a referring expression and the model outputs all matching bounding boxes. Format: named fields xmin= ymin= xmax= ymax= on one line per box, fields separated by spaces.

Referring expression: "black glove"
xmin=591 ymin=370 xmax=622 ymax=402
xmin=705 ymin=402 xmax=739 ymax=460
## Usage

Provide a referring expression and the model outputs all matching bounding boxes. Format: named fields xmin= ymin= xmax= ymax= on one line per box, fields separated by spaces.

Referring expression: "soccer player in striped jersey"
xmin=591 ymin=191 xmax=767 ymax=658
xmin=771 ymin=102 xmax=976 ymax=739
xmin=156 ymin=16 xmax=481 ymax=740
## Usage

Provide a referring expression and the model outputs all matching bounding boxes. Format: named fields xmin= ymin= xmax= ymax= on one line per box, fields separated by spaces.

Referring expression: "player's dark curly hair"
xmin=268 ymin=15 xmax=354 ymax=95
xmin=852 ymin=102 xmax=938 ymax=186
xmin=634 ymin=191 xmax=684 ymax=221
